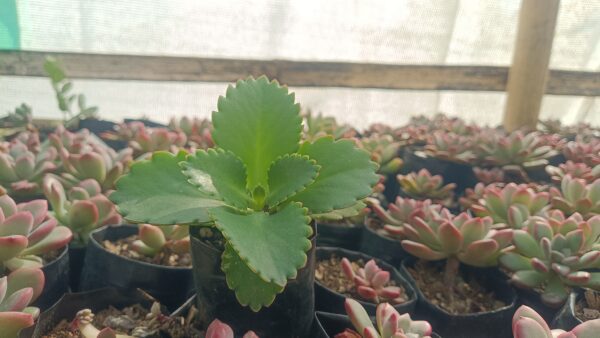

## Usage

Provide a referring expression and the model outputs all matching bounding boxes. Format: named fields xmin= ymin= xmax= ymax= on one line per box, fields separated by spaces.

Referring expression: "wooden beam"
xmin=504 ymin=0 xmax=561 ymax=131
xmin=1 ymin=50 xmax=598 ymax=95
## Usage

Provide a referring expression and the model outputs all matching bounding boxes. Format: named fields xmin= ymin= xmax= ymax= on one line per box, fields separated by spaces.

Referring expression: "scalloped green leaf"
xmin=210 ymin=203 xmax=311 ymax=286
xmin=291 ymin=137 xmax=379 ymax=213
xmin=211 ymin=76 xmax=302 ymax=191
xmin=266 ymin=154 xmax=319 ymax=207
xmin=221 ymin=243 xmax=284 ymax=312
xmin=181 ymin=149 xmax=252 ymax=209
xmin=110 ymin=151 xmax=224 ymax=225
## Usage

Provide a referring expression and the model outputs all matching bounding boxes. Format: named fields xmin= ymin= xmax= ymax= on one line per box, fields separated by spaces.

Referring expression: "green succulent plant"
xmin=424 ymin=131 xmax=476 ymax=165
xmin=475 ymin=131 xmax=558 ymax=170
xmin=397 ymin=169 xmax=456 ymax=205
xmin=549 ymin=175 xmax=600 ymax=219
xmin=0 ymin=268 xmax=45 ymax=338
xmin=354 ymin=134 xmax=403 ymax=176
xmin=512 ymin=305 xmax=600 ymax=338
xmin=131 ymin=224 xmax=190 ymax=257
xmin=110 ymin=76 xmax=379 ymax=311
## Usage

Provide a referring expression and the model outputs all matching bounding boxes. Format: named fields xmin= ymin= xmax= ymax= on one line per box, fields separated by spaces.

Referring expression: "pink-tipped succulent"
xmin=0 ymin=131 xmax=57 ymax=196
xmin=43 ymin=176 xmax=122 ymax=246
xmin=131 ymin=224 xmax=190 ymax=257
xmin=550 ymin=176 xmax=600 ymax=219
xmin=105 ymin=122 xmax=187 ymax=157
xmin=470 ymin=183 xmax=550 ymax=228
xmin=546 ymin=162 xmax=600 ymax=184
xmin=512 ymin=305 xmax=600 ymax=338
xmin=340 ymin=258 xmax=406 ymax=304
xmin=473 ymin=167 xmax=506 ymax=185
xmin=366 ymin=197 xmax=446 ymax=239
xmin=337 ymin=298 xmax=432 ymax=338
xmin=50 ymin=126 xmax=133 ymax=191
xmin=397 ymin=169 xmax=456 ymax=205
xmin=354 ymin=134 xmax=403 ymax=176
xmin=168 ymin=116 xmax=214 ymax=149
xmin=0 ymin=268 xmax=45 ymax=338
xmin=205 ymin=319 xmax=259 ymax=338
xmin=500 ymin=212 xmax=600 ymax=307
xmin=0 ymin=195 xmax=72 ymax=271
xmin=424 ymin=131 xmax=476 ymax=165
xmin=476 ymin=131 xmax=558 ymax=170
xmin=303 ymin=111 xmax=357 ymax=141
xmin=563 ymin=138 xmax=600 ymax=167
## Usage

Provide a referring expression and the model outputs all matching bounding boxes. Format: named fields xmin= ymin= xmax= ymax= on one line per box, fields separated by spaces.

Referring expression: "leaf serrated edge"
xmin=266 ymin=153 xmax=321 ymax=208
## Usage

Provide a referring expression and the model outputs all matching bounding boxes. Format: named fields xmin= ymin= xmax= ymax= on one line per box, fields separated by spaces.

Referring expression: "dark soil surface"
xmin=102 ymin=235 xmax=192 ymax=267
xmin=576 ymin=289 xmax=600 ymax=321
xmin=315 ymin=255 xmax=407 ymax=304
xmin=408 ymin=261 xmax=506 ymax=314
xmin=42 ymin=303 xmax=201 ymax=338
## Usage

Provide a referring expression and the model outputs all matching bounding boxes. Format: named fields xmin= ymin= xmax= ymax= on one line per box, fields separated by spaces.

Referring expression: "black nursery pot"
xmin=315 ymin=247 xmax=417 ymax=316
xmin=552 ymin=290 xmax=582 ymax=331
xmin=35 ymin=246 xmax=70 ymax=310
xmin=312 ymin=312 xmax=441 ymax=338
xmin=190 ymin=226 xmax=316 ymax=338
xmin=79 ymin=225 xmax=194 ymax=311
xmin=67 ymin=244 xmax=86 ymax=292
xmin=360 ymin=222 xmax=409 ymax=266
xmin=400 ymin=259 xmax=518 ymax=338
xmin=32 ymin=287 xmax=164 ymax=337
xmin=316 ymin=222 xmax=363 ymax=250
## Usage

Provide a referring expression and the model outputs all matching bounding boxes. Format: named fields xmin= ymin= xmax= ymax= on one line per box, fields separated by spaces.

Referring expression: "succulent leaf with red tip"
xmin=475 ymin=131 xmax=558 ymax=170
xmin=339 ymin=298 xmax=432 ymax=338
xmin=168 ymin=116 xmax=214 ymax=150
xmin=0 ymin=195 xmax=72 ymax=271
xmin=131 ymin=224 xmax=190 ymax=257
xmin=397 ymin=169 xmax=456 ymax=205
xmin=0 ymin=268 xmax=44 ymax=338
xmin=563 ymin=138 xmax=600 ymax=167
xmin=512 ymin=305 xmax=600 ymax=338
xmin=43 ymin=176 xmax=121 ymax=246
xmin=500 ymin=212 xmax=600 ymax=307
xmin=546 ymin=162 xmax=600 ymax=184
xmin=550 ymin=175 xmax=600 ymax=219
xmin=105 ymin=122 xmax=187 ymax=157
xmin=340 ymin=258 xmax=406 ymax=304
xmin=205 ymin=319 xmax=260 ymax=338
xmin=424 ymin=131 xmax=476 ymax=165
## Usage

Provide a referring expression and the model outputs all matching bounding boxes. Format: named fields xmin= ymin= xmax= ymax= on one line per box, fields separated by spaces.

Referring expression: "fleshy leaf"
xmin=211 ymin=203 xmax=311 ymax=286
xmin=221 ymin=243 xmax=284 ymax=312
xmin=182 ymin=149 xmax=252 ymax=209
xmin=266 ymin=154 xmax=319 ymax=207
xmin=110 ymin=151 xmax=224 ymax=225
xmin=211 ymin=76 xmax=302 ymax=191
xmin=292 ymin=137 xmax=379 ymax=213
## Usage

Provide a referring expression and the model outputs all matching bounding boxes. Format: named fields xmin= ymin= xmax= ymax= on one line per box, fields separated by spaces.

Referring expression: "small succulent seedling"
xmin=168 ymin=116 xmax=214 ymax=149
xmin=500 ymin=212 xmax=600 ymax=307
xmin=337 ymin=298 xmax=432 ymax=338
xmin=473 ymin=167 xmax=506 ymax=185
xmin=397 ymin=169 xmax=456 ymax=205
xmin=0 ymin=132 xmax=58 ymax=196
xmin=303 ymin=111 xmax=357 ymax=141
xmin=424 ymin=131 xmax=475 ymax=165
xmin=563 ymin=138 xmax=600 ymax=167
xmin=110 ymin=77 xmax=379 ymax=311
xmin=131 ymin=224 xmax=190 ymax=257
xmin=0 ymin=195 xmax=72 ymax=271
xmin=72 ymin=309 xmax=133 ymax=338
xmin=470 ymin=183 xmax=550 ymax=228
xmin=476 ymin=131 xmax=558 ymax=170
xmin=546 ymin=162 xmax=600 ymax=184
xmin=341 ymin=258 xmax=405 ymax=304
xmin=205 ymin=319 xmax=259 ymax=338
xmin=550 ymin=175 xmax=600 ymax=219
xmin=43 ymin=176 xmax=121 ymax=246
xmin=401 ymin=212 xmax=512 ymax=288
xmin=0 ymin=268 xmax=45 ymax=338
xmin=105 ymin=122 xmax=187 ymax=157
xmin=0 ymin=103 xmax=33 ymax=130
xmin=354 ymin=134 xmax=403 ymax=176
xmin=512 ymin=305 xmax=600 ymax=338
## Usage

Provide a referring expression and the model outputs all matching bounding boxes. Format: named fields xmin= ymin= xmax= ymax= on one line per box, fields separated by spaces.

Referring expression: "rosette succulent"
xmin=43 ymin=176 xmax=122 ymax=246
xmin=354 ymin=134 xmax=403 ymax=176
xmin=546 ymin=162 xmax=600 ymax=184
xmin=303 ymin=111 xmax=357 ymax=141
xmin=563 ymin=138 xmax=600 ymax=167
xmin=110 ymin=77 xmax=378 ymax=311
xmin=0 ymin=268 xmax=45 ymax=338
xmin=470 ymin=183 xmax=550 ymax=228
xmin=397 ymin=169 xmax=456 ymax=205
xmin=107 ymin=122 xmax=187 ymax=157
xmin=341 ymin=258 xmax=406 ymax=304
xmin=424 ymin=131 xmax=476 ymax=164
xmin=512 ymin=305 xmax=600 ymax=338
xmin=205 ymin=319 xmax=259 ymax=338
xmin=337 ymin=298 xmax=432 ymax=338
xmin=500 ymin=212 xmax=600 ymax=307
xmin=0 ymin=195 xmax=72 ymax=271
xmin=550 ymin=176 xmax=600 ymax=219
xmin=131 ymin=224 xmax=190 ymax=257
xmin=168 ymin=116 xmax=214 ymax=149
xmin=476 ymin=131 xmax=558 ymax=170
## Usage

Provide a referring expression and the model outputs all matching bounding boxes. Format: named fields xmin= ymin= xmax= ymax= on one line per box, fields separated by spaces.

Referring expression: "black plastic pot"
xmin=312 ymin=311 xmax=441 ymax=338
xmin=190 ymin=226 xmax=316 ymax=338
xmin=316 ymin=222 xmax=363 ymax=250
xmin=552 ymin=290 xmax=582 ymax=331
xmin=32 ymin=287 xmax=164 ymax=337
xmin=400 ymin=259 xmax=518 ymax=338
xmin=124 ymin=118 xmax=168 ymax=128
xmin=315 ymin=247 xmax=417 ymax=316
xmin=35 ymin=246 xmax=70 ymax=310
xmin=360 ymin=223 xmax=409 ymax=266
xmin=383 ymin=171 xmax=401 ymax=203
xmin=67 ymin=244 xmax=86 ymax=292
xmin=79 ymin=225 xmax=194 ymax=311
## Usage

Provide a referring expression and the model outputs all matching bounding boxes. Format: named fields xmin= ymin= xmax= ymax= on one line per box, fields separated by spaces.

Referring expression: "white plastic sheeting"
xmin=1 ymin=0 xmax=599 ymax=127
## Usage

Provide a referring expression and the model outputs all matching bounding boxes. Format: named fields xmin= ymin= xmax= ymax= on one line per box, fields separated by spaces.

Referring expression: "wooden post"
xmin=503 ymin=0 xmax=560 ymax=131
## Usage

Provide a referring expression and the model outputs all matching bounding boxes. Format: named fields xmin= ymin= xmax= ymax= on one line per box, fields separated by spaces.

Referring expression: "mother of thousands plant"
xmin=110 ymin=76 xmax=379 ymax=311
